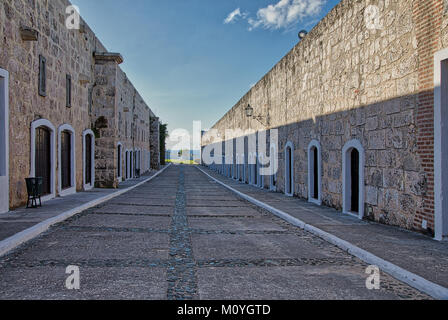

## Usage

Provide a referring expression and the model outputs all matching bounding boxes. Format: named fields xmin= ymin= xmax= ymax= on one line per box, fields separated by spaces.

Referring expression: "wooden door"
xmin=313 ymin=147 xmax=319 ymax=199
xmin=61 ymin=131 xmax=71 ymax=189
xmin=351 ymin=149 xmax=360 ymax=213
xmin=118 ymin=145 xmax=121 ymax=177
xmin=35 ymin=127 xmax=51 ymax=195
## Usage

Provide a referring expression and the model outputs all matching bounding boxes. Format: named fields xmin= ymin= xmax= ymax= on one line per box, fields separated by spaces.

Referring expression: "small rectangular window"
xmin=66 ymin=74 xmax=72 ymax=107
xmin=38 ymin=55 xmax=46 ymax=97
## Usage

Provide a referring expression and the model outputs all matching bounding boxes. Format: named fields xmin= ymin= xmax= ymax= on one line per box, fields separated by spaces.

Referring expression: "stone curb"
xmin=196 ymin=166 xmax=448 ymax=300
xmin=0 ymin=164 xmax=172 ymax=258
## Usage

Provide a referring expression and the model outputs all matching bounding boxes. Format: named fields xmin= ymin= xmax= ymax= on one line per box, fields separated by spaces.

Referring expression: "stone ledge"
xmin=94 ymin=52 xmax=124 ymax=64
xmin=20 ymin=27 xmax=39 ymax=41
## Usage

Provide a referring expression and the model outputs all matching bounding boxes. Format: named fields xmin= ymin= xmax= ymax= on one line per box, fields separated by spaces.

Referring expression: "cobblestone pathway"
xmin=0 ymin=165 xmax=431 ymax=299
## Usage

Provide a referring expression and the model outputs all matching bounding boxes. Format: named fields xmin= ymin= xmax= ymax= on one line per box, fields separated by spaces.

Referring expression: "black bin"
xmin=25 ymin=177 xmax=43 ymax=208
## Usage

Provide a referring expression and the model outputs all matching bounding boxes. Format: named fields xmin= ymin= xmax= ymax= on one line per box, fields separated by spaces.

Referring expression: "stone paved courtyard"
xmin=0 ymin=165 xmax=431 ymax=300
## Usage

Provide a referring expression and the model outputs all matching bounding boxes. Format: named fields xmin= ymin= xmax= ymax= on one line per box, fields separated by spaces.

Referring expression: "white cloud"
xmin=248 ymin=0 xmax=326 ymax=30
xmin=224 ymin=8 xmax=243 ymax=24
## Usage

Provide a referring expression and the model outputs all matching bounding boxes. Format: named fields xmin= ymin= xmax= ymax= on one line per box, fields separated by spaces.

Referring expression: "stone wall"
xmin=92 ymin=53 xmax=119 ymax=188
xmin=1 ymin=0 xmax=97 ymax=207
xmin=0 ymin=0 xmax=159 ymax=208
xmin=202 ymin=0 xmax=448 ymax=235
xmin=95 ymin=62 xmax=153 ymax=187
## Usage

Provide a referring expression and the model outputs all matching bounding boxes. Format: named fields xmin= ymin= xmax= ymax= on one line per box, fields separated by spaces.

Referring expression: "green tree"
xmin=159 ymin=123 xmax=168 ymax=165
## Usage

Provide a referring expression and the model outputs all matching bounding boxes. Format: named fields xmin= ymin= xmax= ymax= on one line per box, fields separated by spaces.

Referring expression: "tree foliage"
xmin=159 ymin=123 xmax=168 ymax=165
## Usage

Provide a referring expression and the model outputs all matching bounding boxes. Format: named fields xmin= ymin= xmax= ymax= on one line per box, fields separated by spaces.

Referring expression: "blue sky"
xmin=71 ymin=0 xmax=340 ymax=148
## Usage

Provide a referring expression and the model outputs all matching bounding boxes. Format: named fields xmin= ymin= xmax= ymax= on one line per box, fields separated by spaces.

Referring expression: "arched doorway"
xmin=60 ymin=131 xmax=71 ymax=190
xmin=85 ymin=135 xmax=92 ymax=185
xmin=126 ymin=151 xmax=129 ymax=180
xmin=135 ymin=149 xmax=140 ymax=176
xmin=0 ymin=68 xmax=9 ymax=213
xmin=241 ymin=154 xmax=245 ymax=183
xmin=31 ymin=119 xmax=56 ymax=201
xmin=248 ymin=153 xmax=253 ymax=185
xmin=270 ymin=144 xmax=277 ymax=191
xmin=221 ymin=155 xmax=225 ymax=175
xmin=117 ymin=143 xmax=122 ymax=181
xmin=308 ymin=140 xmax=322 ymax=205
xmin=240 ymin=154 xmax=244 ymax=182
xmin=284 ymin=142 xmax=294 ymax=196
xmin=83 ymin=130 xmax=95 ymax=190
xmin=138 ymin=150 xmax=141 ymax=173
xmin=343 ymin=140 xmax=365 ymax=219
xmin=130 ymin=151 xmax=133 ymax=178
xmin=350 ymin=149 xmax=360 ymax=212
xmin=58 ymin=124 xmax=76 ymax=196
xmin=254 ymin=153 xmax=258 ymax=186
xmin=36 ymin=127 xmax=52 ymax=195
xmin=259 ymin=153 xmax=264 ymax=188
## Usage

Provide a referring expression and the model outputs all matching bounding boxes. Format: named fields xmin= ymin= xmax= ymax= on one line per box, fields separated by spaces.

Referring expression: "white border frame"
xmin=30 ymin=119 xmax=56 ymax=202
xmin=434 ymin=48 xmax=448 ymax=241
xmin=308 ymin=140 xmax=322 ymax=205
xmin=0 ymin=69 xmax=9 ymax=214
xmin=58 ymin=124 xmax=76 ymax=197
xmin=284 ymin=142 xmax=294 ymax=197
xmin=82 ymin=129 xmax=95 ymax=190
xmin=342 ymin=139 xmax=365 ymax=219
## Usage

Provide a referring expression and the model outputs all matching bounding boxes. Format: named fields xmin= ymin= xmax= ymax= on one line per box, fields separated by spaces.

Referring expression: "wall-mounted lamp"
xmin=245 ymin=104 xmax=269 ymax=127
xmin=298 ymin=30 xmax=308 ymax=40
xmin=245 ymin=104 xmax=254 ymax=118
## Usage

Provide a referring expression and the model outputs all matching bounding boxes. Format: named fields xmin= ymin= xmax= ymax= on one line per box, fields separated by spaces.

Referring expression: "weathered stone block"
xmin=386 ymin=129 xmax=403 ymax=149
xmin=368 ymin=168 xmax=383 ymax=187
xmin=383 ymin=169 xmax=404 ymax=190
xmin=366 ymin=116 xmax=378 ymax=131
xmin=366 ymin=186 xmax=378 ymax=206
xmin=405 ymin=171 xmax=427 ymax=196
xmin=368 ymin=130 xmax=386 ymax=150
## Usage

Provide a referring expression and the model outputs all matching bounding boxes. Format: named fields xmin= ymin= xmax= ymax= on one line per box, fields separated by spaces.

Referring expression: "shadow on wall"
xmin=202 ymin=90 xmax=435 ymax=236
